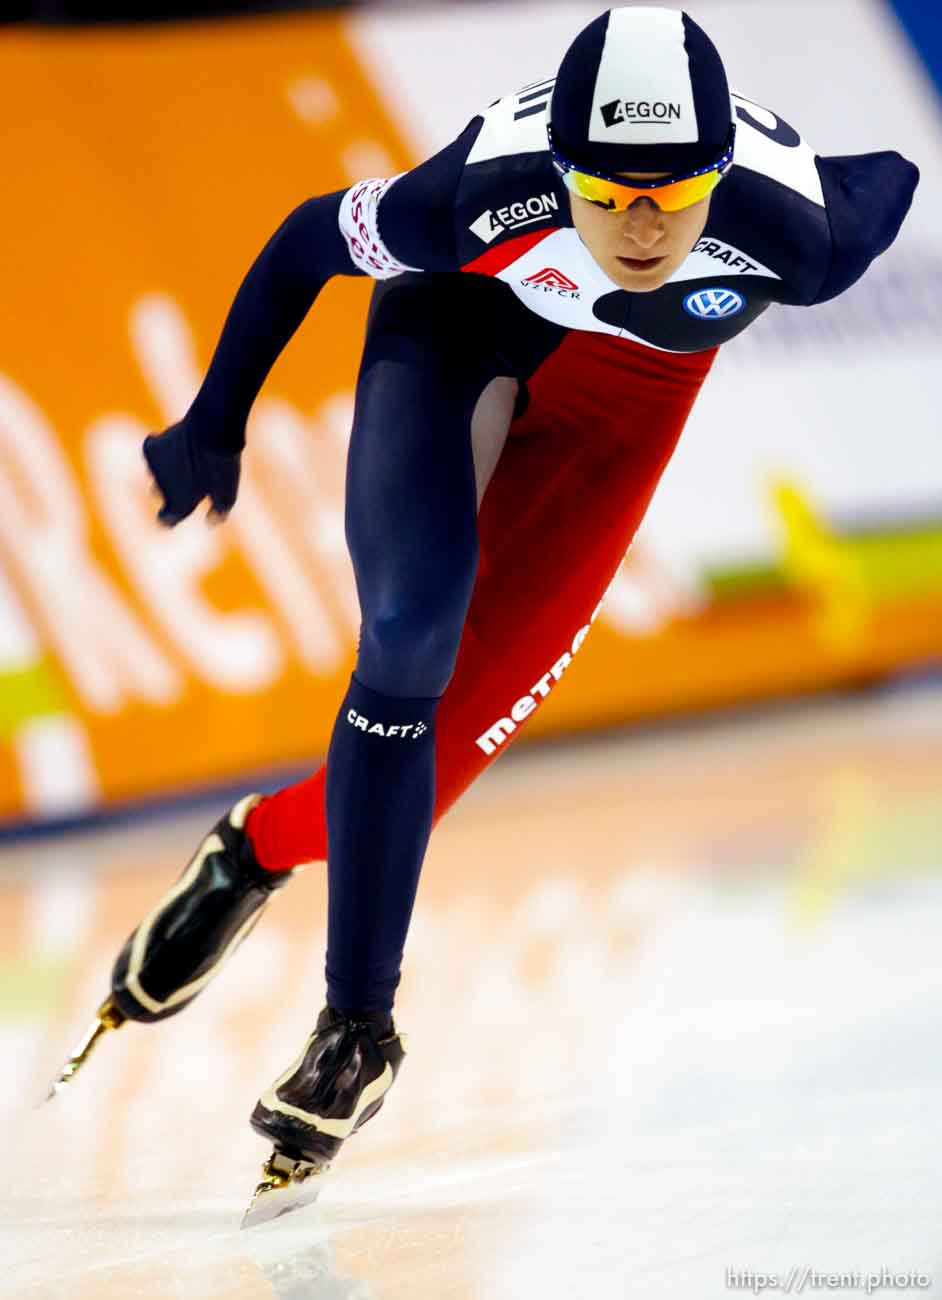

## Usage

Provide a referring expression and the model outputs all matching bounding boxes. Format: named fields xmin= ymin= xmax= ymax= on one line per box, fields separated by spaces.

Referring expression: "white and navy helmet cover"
xmin=550 ymin=7 xmax=735 ymax=175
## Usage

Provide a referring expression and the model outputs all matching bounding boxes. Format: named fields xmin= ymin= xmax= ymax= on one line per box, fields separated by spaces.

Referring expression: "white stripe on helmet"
xmin=588 ymin=7 xmax=699 ymax=146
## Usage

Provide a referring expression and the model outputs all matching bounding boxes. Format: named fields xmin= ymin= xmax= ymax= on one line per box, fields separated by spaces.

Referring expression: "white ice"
xmin=2 ymin=684 xmax=942 ymax=1298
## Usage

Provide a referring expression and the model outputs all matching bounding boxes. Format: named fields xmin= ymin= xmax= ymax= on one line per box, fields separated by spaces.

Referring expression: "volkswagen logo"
xmin=683 ymin=287 xmax=746 ymax=320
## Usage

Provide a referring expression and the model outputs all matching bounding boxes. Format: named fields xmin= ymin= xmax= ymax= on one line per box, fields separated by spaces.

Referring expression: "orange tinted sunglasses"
xmin=548 ymin=123 xmax=735 ymax=213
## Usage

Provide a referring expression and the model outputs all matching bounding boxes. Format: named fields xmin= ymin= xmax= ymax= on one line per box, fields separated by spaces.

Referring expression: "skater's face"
xmin=570 ymin=172 xmax=711 ymax=292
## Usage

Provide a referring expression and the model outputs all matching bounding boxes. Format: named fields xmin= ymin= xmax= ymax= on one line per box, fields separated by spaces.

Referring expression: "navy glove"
xmin=142 ymin=421 xmax=242 ymax=527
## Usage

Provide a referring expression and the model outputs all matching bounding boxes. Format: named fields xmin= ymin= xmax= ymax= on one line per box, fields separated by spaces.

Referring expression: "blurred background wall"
xmin=1 ymin=0 xmax=940 ymax=829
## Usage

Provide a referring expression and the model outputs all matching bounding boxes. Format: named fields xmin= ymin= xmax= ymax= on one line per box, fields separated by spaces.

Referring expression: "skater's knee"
xmin=357 ymin=604 xmax=467 ymax=698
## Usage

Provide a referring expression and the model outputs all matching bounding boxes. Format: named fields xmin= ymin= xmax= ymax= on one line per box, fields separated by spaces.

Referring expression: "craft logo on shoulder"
xmin=693 ymin=239 xmax=759 ymax=275
xmin=521 ymin=267 xmax=581 ymax=299
xmin=469 ymin=193 xmax=559 ymax=244
xmin=347 ymin=710 xmax=428 ymax=740
xmin=600 ymin=99 xmax=682 ymax=128
xmin=683 ymin=287 xmax=746 ymax=320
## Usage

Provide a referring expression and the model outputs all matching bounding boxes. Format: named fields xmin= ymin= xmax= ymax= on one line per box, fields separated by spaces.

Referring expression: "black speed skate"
xmin=242 ymin=1006 xmax=406 ymax=1227
xmin=43 ymin=794 xmax=297 ymax=1101
xmin=109 ymin=793 xmax=295 ymax=1023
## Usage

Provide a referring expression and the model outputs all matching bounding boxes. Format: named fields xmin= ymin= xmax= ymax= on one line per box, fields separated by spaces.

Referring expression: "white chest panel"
xmin=497 ymin=229 xmax=626 ymax=334
xmin=491 ymin=227 xmax=780 ymax=349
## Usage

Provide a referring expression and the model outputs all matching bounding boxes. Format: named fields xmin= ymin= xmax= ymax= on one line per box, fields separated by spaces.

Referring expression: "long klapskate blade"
xmin=241 ymin=1150 xmax=328 ymax=1229
xmin=37 ymin=997 xmax=126 ymax=1107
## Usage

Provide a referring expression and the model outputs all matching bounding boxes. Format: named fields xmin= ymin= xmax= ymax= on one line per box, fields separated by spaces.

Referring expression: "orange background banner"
xmin=1 ymin=11 xmax=941 ymax=826
xmin=0 ymin=14 xmax=407 ymax=820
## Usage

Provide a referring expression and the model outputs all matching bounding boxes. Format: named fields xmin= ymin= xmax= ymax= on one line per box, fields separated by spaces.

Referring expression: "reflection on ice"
xmin=1 ymin=686 xmax=941 ymax=1297
xmin=245 ymin=1223 xmax=373 ymax=1300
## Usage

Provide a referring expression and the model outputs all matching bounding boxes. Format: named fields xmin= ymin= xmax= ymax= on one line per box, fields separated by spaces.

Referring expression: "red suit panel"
xmin=247 ymin=334 xmax=717 ymax=870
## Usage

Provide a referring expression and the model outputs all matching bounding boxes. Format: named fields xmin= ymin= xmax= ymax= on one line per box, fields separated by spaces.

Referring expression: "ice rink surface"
xmin=2 ymin=683 xmax=942 ymax=1299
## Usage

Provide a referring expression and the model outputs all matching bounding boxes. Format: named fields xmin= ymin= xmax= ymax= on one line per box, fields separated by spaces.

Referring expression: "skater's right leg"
xmin=247 ymin=280 xmax=518 ymax=1187
xmin=245 ymin=371 xmax=517 ymax=876
xmin=322 ymin=320 xmax=517 ymax=1021
xmin=242 ymin=326 xmax=716 ymax=1214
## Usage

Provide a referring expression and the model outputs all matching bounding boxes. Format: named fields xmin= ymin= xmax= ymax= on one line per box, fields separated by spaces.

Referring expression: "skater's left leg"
xmin=48 ymin=333 xmax=709 ymax=1102
xmin=246 ymin=331 xmax=718 ymax=869
xmin=43 ymin=791 xmax=297 ymax=1100
xmin=45 ymin=289 xmax=518 ymax=1101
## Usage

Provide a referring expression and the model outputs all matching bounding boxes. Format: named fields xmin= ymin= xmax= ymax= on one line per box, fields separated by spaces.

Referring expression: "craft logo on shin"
xmin=347 ymin=710 xmax=428 ymax=739
xmin=521 ymin=267 xmax=581 ymax=298
xmin=469 ymin=192 xmax=560 ymax=244
xmin=600 ymin=99 xmax=681 ymax=128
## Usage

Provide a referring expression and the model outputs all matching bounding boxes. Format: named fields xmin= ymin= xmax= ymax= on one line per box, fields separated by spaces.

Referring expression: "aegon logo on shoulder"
xmin=600 ymin=99 xmax=681 ymax=127
xmin=469 ymin=193 xmax=560 ymax=244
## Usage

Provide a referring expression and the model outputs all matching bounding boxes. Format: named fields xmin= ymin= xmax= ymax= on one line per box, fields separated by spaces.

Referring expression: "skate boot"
xmin=43 ymin=794 xmax=297 ymax=1102
xmin=243 ymin=1006 xmax=406 ymax=1227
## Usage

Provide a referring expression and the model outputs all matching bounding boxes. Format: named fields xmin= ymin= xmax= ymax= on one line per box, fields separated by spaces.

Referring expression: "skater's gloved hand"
xmin=142 ymin=420 xmax=242 ymax=527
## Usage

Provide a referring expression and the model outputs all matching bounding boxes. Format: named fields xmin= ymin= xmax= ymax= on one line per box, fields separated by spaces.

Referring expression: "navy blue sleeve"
xmin=374 ymin=117 xmax=483 ymax=272
xmin=187 ymin=190 xmax=360 ymax=451
xmin=185 ymin=120 xmax=483 ymax=452
xmin=810 ymin=151 xmax=920 ymax=305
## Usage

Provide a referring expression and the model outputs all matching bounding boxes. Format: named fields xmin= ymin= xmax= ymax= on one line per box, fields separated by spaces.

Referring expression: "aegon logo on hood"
xmin=469 ymin=193 xmax=560 ymax=244
xmin=600 ymin=100 xmax=681 ymax=128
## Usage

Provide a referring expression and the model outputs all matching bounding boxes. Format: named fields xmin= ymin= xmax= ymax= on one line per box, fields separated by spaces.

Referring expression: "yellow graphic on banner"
xmin=0 ymin=662 xmax=67 ymax=738
xmin=772 ymin=478 xmax=872 ymax=652
xmin=772 ymin=475 xmax=942 ymax=653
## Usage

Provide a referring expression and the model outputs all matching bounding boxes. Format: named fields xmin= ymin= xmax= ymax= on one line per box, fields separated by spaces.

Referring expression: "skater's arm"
xmin=344 ymin=117 xmax=482 ymax=276
xmin=808 ymin=151 xmax=919 ymax=304
xmin=186 ymin=121 xmax=479 ymax=454
xmin=185 ymin=190 xmax=364 ymax=453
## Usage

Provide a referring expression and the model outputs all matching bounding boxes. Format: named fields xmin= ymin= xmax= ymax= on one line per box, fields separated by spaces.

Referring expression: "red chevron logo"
xmin=522 ymin=267 xmax=580 ymax=290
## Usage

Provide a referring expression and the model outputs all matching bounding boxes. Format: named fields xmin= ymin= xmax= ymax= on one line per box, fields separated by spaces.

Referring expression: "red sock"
xmin=246 ymin=334 xmax=716 ymax=871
